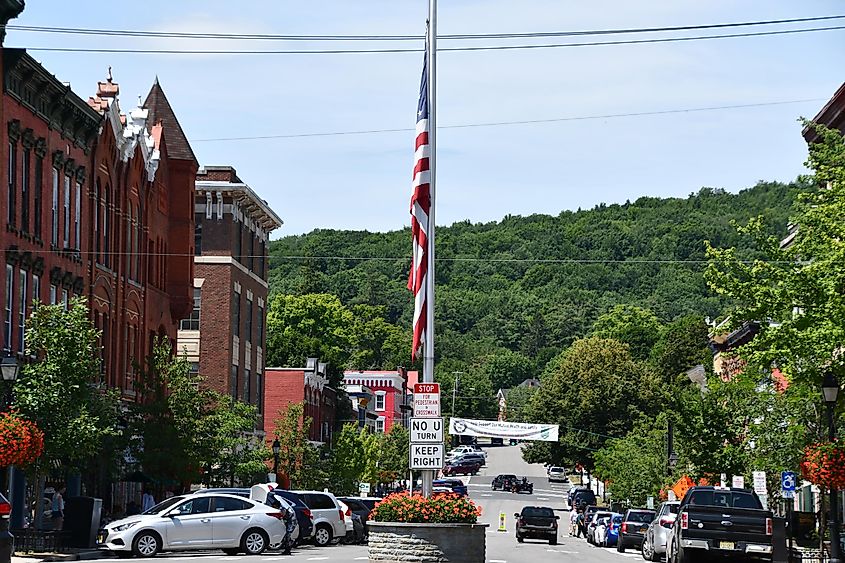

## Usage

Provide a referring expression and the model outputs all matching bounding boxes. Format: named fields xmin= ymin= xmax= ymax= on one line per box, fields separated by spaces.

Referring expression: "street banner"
xmin=449 ymin=417 xmax=559 ymax=441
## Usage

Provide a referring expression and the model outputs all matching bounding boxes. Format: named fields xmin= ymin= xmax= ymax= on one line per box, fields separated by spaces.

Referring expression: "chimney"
xmin=97 ymin=66 xmax=119 ymax=99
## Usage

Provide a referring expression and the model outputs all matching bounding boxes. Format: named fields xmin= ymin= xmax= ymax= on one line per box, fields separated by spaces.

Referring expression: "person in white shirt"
xmin=141 ymin=490 xmax=155 ymax=512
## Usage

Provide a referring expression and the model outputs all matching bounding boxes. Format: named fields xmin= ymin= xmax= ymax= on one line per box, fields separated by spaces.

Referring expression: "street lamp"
xmin=823 ymin=372 xmax=842 ymax=563
xmin=271 ymin=439 xmax=280 ymax=482
xmin=1 ymin=356 xmax=19 ymax=410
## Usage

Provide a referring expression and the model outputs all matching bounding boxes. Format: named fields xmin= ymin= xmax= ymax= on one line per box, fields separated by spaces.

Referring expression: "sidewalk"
xmin=12 ymin=549 xmax=106 ymax=563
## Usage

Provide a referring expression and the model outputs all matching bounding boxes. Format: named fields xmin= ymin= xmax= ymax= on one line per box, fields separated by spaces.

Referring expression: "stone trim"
xmin=368 ymin=522 xmax=488 ymax=563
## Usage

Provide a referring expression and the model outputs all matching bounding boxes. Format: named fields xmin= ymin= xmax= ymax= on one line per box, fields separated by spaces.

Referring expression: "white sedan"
xmin=99 ymin=493 xmax=285 ymax=557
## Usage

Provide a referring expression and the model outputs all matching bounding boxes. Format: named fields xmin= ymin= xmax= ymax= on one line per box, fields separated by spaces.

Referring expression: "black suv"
xmin=492 ymin=474 xmax=517 ymax=490
xmin=617 ymin=508 xmax=655 ymax=552
xmin=515 ymin=506 xmax=559 ymax=545
xmin=569 ymin=487 xmax=597 ymax=508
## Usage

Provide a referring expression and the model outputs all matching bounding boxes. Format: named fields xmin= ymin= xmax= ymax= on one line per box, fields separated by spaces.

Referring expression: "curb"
xmin=14 ymin=550 xmax=107 ymax=562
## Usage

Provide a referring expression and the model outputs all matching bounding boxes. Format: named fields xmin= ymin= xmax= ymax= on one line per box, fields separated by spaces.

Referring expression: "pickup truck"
xmin=668 ymin=486 xmax=773 ymax=563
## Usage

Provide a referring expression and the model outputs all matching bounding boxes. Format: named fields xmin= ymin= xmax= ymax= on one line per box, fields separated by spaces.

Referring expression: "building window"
xmin=4 ymin=265 xmax=12 ymax=351
xmin=93 ymin=181 xmax=100 ymax=262
xmin=134 ymin=205 xmax=141 ymax=280
xmin=375 ymin=418 xmax=385 ymax=434
xmin=49 ymin=284 xmax=57 ymax=305
xmin=256 ymin=372 xmax=263 ymax=413
xmin=194 ymin=220 xmax=202 ymax=255
xmin=244 ymin=368 xmax=251 ymax=403
xmin=126 ymin=207 xmax=132 ymax=275
xmin=257 ymin=305 xmax=264 ymax=347
xmin=180 ymin=287 xmax=201 ymax=330
xmin=21 ymin=148 xmax=29 ymax=232
xmin=33 ymin=155 xmax=42 ymax=239
xmin=51 ymin=168 xmax=58 ymax=246
xmin=63 ymin=175 xmax=70 ymax=248
xmin=32 ymin=273 xmax=40 ymax=305
xmin=189 ymin=362 xmax=199 ymax=375
xmin=61 ymin=289 xmax=69 ymax=308
xmin=230 ymin=364 xmax=238 ymax=400
xmin=7 ymin=142 xmax=16 ymax=227
xmin=17 ymin=269 xmax=26 ymax=353
xmin=103 ymin=187 xmax=110 ymax=268
xmin=259 ymin=240 xmax=266 ymax=279
xmin=233 ymin=290 xmax=241 ymax=338
xmin=245 ymin=299 xmax=253 ymax=343
xmin=248 ymin=231 xmax=254 ymax=272
xmin=74 ymin=181 xmax=81 ymax=250
xmin=375 ymin=392 xmax=386 ymax=412
xmin=235 ymin=220 xmax=242 ymax=263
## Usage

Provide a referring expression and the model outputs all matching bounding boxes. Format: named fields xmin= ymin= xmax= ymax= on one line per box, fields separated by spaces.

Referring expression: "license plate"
xmin=98 ymin=533 xmax=106 ymax=544
xmin=719 ymin=541 xmax=735 ymax=550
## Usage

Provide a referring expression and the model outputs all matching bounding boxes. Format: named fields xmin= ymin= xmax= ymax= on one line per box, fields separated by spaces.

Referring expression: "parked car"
xmin=616 ymin=508 xmax=656 ymax=552
xmin=586 ymin=510 xmax=613 ymax=545
xmin=593 ymin=516 xmax=613 ymax=547
xmin=514 ymin=506 xmax=558 ymax=545
xmin=292 ymin=490 xmax=347 ymax=547
xmin=266 ymin=490 xmax=314 ymax=545
xmin=668 ymin=486 xmax=773 ymax=563
xmin=99 ymin=494 xmax=285 ymax=557
xmin=569 ymin=487 xmax=597 ymax=508
xmin=641 ymin=501 xmax=679 ymax=561
xmin=338 ymin=497 xmax=374 ymax=540
xmin=451 ymin=452 xmax=486 ymax=466
xmin=0 ymin=492 xmax=12 ymax=559
xmin=448 ymin=445 xmax=487 ymax=459
xmin=492 ymin=474 xmax=517 ymax=491
xmin=432 ymin=479 xmax=468 ymax=496
xmin=603 ymin=514 xmax=623 ymax=547
xmin=509 ymin=478 xmax=533 ymax=494
xmin=547 ymin=466 xmax=567 ymax=482
xmin=442 ymin=459 xmax=481 ymax=476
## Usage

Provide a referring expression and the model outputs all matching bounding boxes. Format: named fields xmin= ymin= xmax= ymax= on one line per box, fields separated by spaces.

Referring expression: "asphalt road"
xmin=67 ymin=445 xmax=643 ymax=563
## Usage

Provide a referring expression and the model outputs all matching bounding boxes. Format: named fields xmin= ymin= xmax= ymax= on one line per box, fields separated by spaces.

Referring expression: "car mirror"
xmin=555 ymin=515 xmax=560 ymax=519
xmin=514 ymin=513 xmax=520 ymax=518
xmin=163 ymin=511 xmax=178 ymax=518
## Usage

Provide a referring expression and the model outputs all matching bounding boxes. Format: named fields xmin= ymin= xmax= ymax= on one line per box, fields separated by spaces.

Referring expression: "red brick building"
xmin=263 ymin=360 xmax=337 ymax=444
xmin=177 ymin=166 xmax=281 ymax=426
xmin=86 ymin=75 xmax=197 ymax=394
xmin=343 ymin=370 xmax=410 ymax=432
xmin=1 ymin=46 xmax=101 ymax=357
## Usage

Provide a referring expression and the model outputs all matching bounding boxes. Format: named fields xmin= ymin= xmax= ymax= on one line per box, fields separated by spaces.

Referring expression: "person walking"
xmin=279 ymin=498 xmax=297 ymax=555
xmin=576 ymin=510 xmax=587 ymax=539
xmin=142 ymin=489 xmax=155 ymax=512
xmin=51 ymin=487 xmax=66 ymax=531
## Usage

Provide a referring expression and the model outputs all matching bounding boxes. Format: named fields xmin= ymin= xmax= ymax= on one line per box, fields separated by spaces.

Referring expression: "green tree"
xmin=14 ymin=298 xmax=120 ymax=472
xmin=525 ymin=337 xmax=662 ymax=470
xmin=502 ymin=385 xmax=537 ymax=422
xmin=348 ymin=304 xmax=409 ymax=370
xmin=590 ymin=304 xmax=662 ymax=360
xmin=649 ymin=315 xmax=712 ymax=384
xmin=705 ymin=124 xmax=845 ymax=389
xmin=477 ymin=350 xmax=535 ymax=392
xmin=330 ymin=423 xmax=366 ymax=494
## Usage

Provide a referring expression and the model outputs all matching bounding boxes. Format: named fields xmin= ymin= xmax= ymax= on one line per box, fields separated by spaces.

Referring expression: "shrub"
xmin=370 ymin=492 xmax=481 ymax=524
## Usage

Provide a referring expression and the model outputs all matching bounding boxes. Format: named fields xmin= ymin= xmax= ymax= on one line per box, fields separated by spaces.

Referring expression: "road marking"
xmin=537 ymin=497 xmax=548 ymax=500
xmin=219 ymin=558 xmax=242 ymax=561
xmin=482 ymin=493 xmax=492 ymax=497
xmin=489 ymin=559 xmax=507 ymax=563
xmin=306 ymin=558 xmax=330 ymax=561
xmin=354 ymin=558 xmax=369 ymax=561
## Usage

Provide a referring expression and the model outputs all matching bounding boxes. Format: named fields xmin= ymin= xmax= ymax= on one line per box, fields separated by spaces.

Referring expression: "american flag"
xmin=408 ymin=52 xmax=430 ymax=361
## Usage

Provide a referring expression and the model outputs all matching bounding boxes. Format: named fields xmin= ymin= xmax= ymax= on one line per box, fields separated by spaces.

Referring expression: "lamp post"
xmin=0 ymin=355 xmax=19 ymax=409
xmin=271 ymin=439 xmax=280 ymax=483
xmin=823 ymin=372 xmax=842 ymax=563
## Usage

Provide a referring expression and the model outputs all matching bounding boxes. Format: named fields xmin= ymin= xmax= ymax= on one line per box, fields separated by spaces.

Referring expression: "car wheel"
xmin=223 ymin=548 xmax=240 ymax=556
xmin=131 ymin=531 xmax=161 ymax=558
xmin=241 ymin=528 xmax=269 ymax=555
xmin=549 ymin=535 xmax=557 ymax=545
xmin=642 ymin=536 xmax=656 ymax=561
xmin=314 ymin=524 xmax=333 ymax=547
xmin=516 ymin=535 xmax=523 ymax=543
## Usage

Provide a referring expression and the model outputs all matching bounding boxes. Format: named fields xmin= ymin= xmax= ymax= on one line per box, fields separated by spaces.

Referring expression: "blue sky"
xmin=7 ymin=1 xmax=843 ymax=236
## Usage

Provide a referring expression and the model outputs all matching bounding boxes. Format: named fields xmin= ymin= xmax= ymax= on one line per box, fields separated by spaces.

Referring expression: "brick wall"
xmin=196 ymin=262 xmax=233 ymax=395
xmin=263 ymin=368 xmax=306 ymax=438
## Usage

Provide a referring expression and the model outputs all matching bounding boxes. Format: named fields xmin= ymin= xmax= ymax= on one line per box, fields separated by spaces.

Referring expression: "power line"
xmin=191 ymin=98 xmax=823 ymax=143
xmin=17 ymin=24 xmax=845 ymax=55
xmin=7 ymin=14 xmax=843 ymax=42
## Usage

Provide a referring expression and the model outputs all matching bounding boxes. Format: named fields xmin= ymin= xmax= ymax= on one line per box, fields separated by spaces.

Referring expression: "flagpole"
xmin=422 ymin=0 xmax=437 ymax=499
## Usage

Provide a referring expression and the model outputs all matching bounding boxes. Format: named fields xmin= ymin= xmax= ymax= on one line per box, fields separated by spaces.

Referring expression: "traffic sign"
xmin=409 ymin=443 xmax=444 ymax=470
xmin=732 ymin=475 xmax=745 ymax=488
xmin=410 ymin=417 xmax=444 ymax=443
xmin=782 ymin=471 xmax=797 ymax=494
xmin=753 ymin=471 xmax=767 ymax=495
xmin=413 ymin=383 xmax=441 ymax=417
xmin=359 ymin=482 xmax=371 ymax=495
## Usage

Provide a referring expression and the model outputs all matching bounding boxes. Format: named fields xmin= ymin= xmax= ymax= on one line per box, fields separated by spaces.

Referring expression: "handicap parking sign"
xmin=781 ymin=471 xmax=796 ymax=498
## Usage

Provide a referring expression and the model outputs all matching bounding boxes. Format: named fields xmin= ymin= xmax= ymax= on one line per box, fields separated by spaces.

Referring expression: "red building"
xmin=85 ymin=73 xmax=196 ymax=394
xmin=343 ymin=370 xmax=410 ymax=432
xmin=1 ymin=47 xmax=101 ymax=357
xmin=263 ymin=359 xmax=337 ymax=444
xmin=177 ymin=166 xmax=281 ymax=428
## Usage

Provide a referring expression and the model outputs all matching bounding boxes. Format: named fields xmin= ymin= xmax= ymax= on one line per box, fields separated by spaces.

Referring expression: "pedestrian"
xmin=569 ymin=506 xmax=578 ymax=536
xmin=142 ymin=489 xmax=155 ymax=512
xmin=576 ymin=510 xmax=587 ymax=538
xmin=51 ymin=487 xmax=65 ymax=531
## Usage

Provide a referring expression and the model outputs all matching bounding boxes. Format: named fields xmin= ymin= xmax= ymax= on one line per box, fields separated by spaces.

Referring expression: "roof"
xmin=803 ymin=82 xmax=845 ymax=143
xmin=143 ymin=79 xmax=197 ymax=164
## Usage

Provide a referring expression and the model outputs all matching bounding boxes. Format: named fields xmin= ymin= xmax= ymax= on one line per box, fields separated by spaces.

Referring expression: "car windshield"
xmin=626 ymin=511 xmax=655 ymax=523
xmin=667 ymin=503 xmax=680 ymax=514
xmin=523 ymin=507 xmax=554 ymax=518
xmin=143 ymin=496 xmax=184 ymax=515
xmin=686 ymin=490 xmax=762 ymax=509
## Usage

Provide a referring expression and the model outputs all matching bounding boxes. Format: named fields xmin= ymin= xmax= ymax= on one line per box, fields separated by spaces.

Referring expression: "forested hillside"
xmin=267 ymin=181 xmax=798 ymax=391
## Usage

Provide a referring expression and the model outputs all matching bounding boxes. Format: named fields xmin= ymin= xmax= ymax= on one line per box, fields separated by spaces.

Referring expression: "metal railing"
xmin=11 ymin=530 xmax=70 ymax=554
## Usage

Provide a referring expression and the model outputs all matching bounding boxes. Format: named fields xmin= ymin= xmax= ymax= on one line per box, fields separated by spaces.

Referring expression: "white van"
xmin=293 ymin=490 xmax=347 ymax=546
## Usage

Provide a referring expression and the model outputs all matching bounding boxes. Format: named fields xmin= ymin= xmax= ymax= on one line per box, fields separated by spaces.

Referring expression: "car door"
xmin=163 ymin=496 xmax=213 ymax=548
xmin=209 ymin=496 xmax=255 ymax=547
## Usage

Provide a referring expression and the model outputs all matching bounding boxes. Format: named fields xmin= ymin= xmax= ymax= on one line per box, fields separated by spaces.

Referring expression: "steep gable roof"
xmin=143 ymin=79 xmax=197 ymax=164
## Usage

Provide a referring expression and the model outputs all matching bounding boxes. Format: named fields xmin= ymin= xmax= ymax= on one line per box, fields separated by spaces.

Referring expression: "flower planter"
xmin=367 ymin=521 xmax=488 ymax=563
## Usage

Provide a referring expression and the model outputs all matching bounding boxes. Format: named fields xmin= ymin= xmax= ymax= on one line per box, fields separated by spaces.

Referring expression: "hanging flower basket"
xmin=0 ymin=411 xmax=44 ymax=467
xmin=800 ymin=440 xmax=845 ymax=490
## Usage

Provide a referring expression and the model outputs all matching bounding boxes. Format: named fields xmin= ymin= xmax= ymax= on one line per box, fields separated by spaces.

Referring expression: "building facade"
xmin=343 ymin=370 xmax=410 ymax=432
xmin=263 ymin=360 xmax=337 ymax=444
xmin=177 ymin=166 xmax=281 ymax=425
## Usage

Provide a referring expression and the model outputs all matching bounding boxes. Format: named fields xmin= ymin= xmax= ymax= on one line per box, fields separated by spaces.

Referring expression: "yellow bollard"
xmin=498 ymin=512 xmax=507 ymax=532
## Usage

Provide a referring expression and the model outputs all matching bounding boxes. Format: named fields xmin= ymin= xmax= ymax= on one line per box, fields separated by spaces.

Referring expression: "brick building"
xmin=1 ymin=46 xmax=101 ymax=357
xmin=263 ymin=359 xmax=337 ymax=444
xmin=343 ymin=370 xmax=410 ymax=432
xmin=86 ymin=75 xmax=196 ymax=394
xmin=177 ymin=166 xmax=281 ymax=425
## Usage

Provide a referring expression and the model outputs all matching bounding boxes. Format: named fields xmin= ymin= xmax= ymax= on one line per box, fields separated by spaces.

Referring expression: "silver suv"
xmin=293 ymin=491 xmax=346 ymax=547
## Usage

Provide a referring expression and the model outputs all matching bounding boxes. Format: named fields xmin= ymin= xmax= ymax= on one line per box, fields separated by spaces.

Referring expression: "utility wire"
xmin=191 ymin=98 xmax=823 ymax=143
xmin=6 ymin=14 xmax=844 ymax=41
xmin=17 ymin=24 xmax=845 ymax=55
